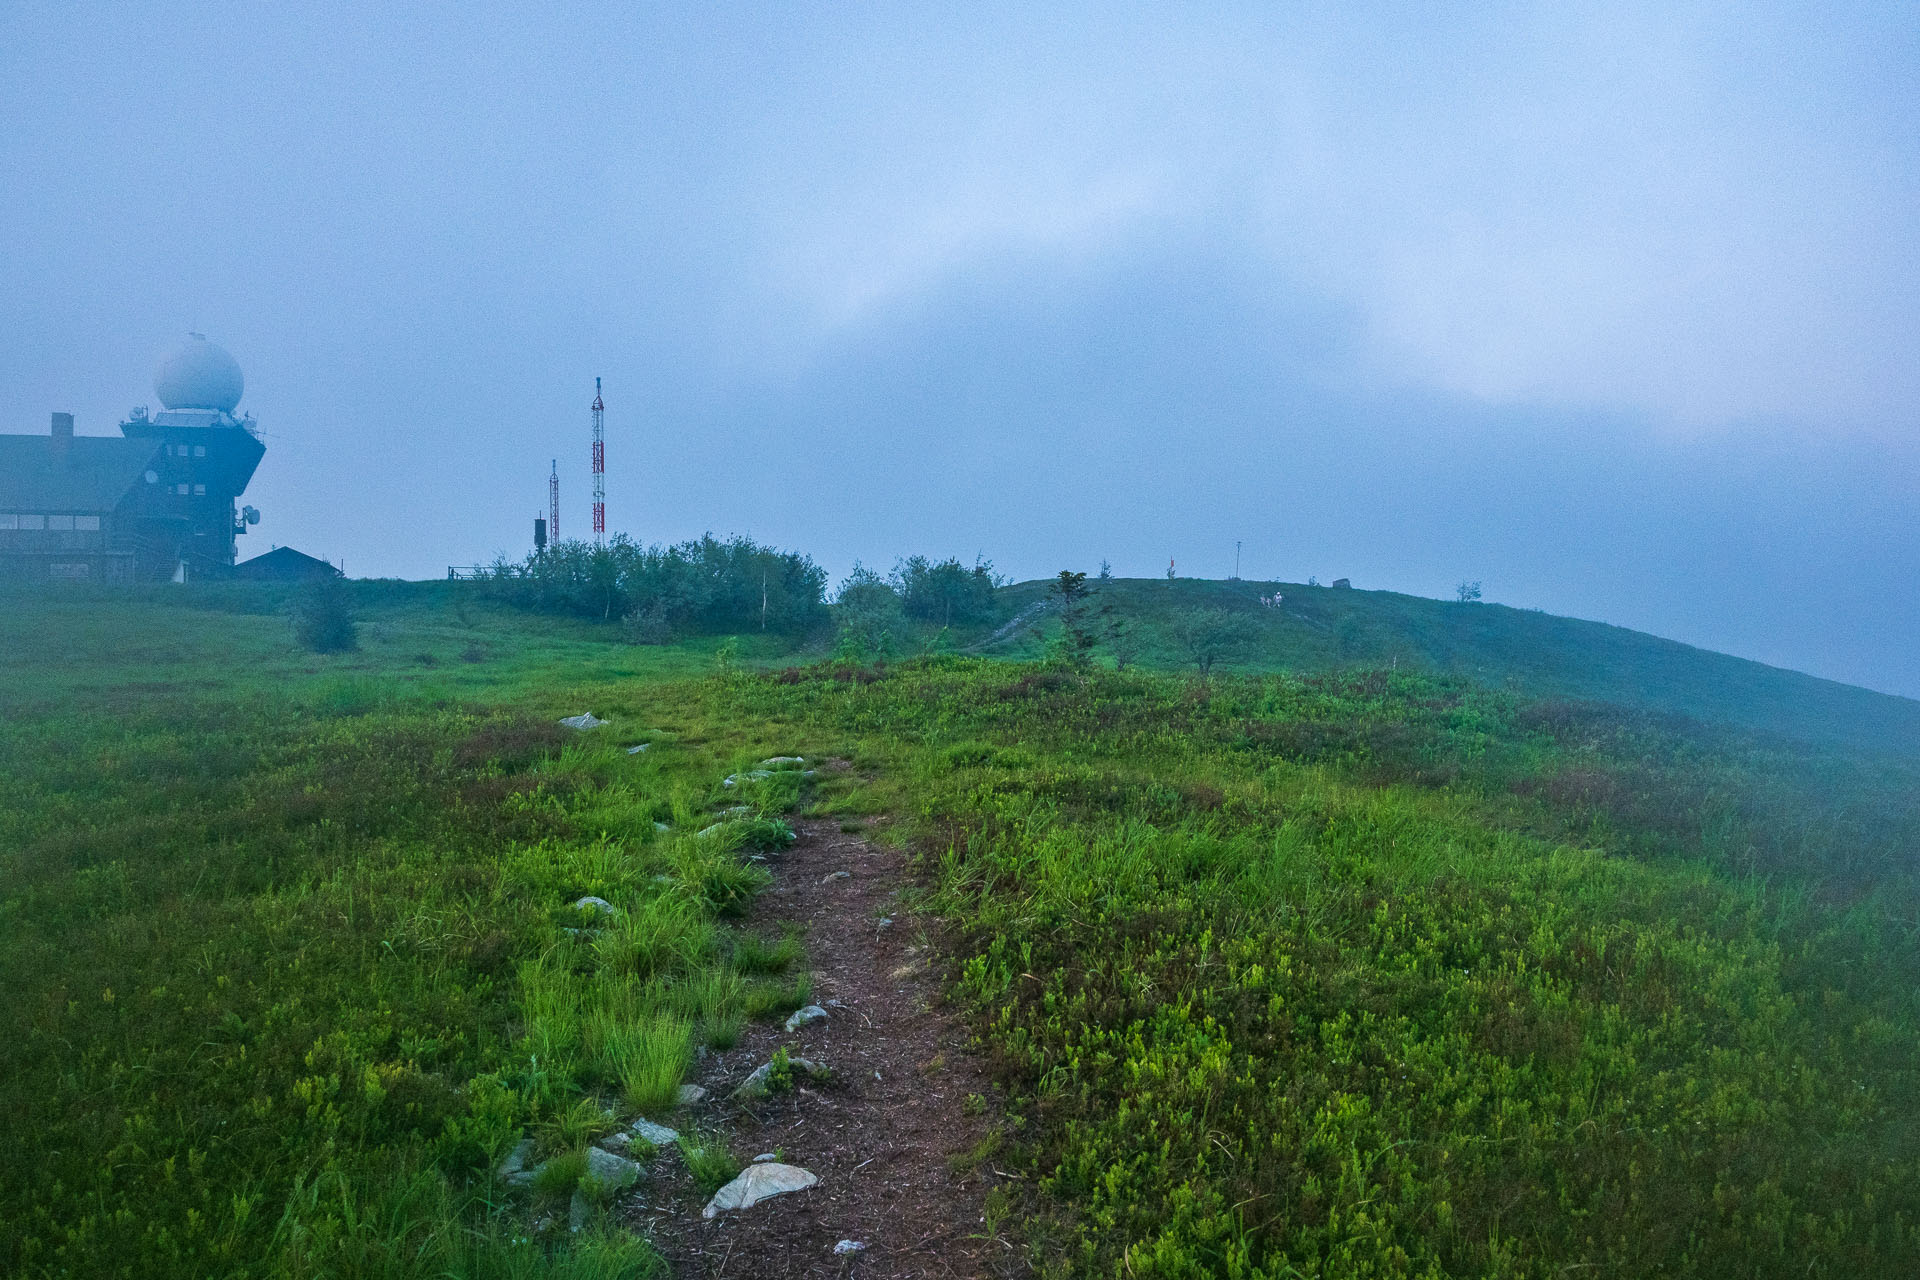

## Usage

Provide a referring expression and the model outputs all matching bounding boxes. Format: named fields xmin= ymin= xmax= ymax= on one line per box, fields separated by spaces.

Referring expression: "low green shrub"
xmin=677 ymin=1133 xmax=742 ymax=1197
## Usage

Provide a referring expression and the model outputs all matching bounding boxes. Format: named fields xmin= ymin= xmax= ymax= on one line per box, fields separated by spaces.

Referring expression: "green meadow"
xmin=3 ymin=580 xmax=1918 ymax=1278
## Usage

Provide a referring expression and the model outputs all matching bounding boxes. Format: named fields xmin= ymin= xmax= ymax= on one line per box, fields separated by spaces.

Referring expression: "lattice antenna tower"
xmin=591 ymin=377 xmax=605 ymax=544
xmin=549 ymin=459 xmax=559 ymax=544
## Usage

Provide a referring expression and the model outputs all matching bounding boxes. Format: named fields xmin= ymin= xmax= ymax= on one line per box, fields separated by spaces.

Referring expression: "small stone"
xmin=653 ymin=822 xmax=670 ymax=833
xmin=696 ymin=823 xmax=722 ymax=838
xmin=761 ymin=756 xmax=805 ymax=767
xmin=498 ymin=1137 xmax=537 ymax=1187
xmin=585 ymin=1145 xmax=642 ymax=1190
xmin=752 ymin=1152 xmax=778 ymax=1163
xmin=676 ymin=1084 xmax=708 ymax=1106
xmin=824 ymin=998 xmax=847 ymax=1009
xmin=784 ymin=1004 xmax=828 ymax=1032
xmin=631 ymin=1118 xmax=678 ymax=1147
xmin=599 ymin=1131 xmax=631 ymax=1152
xmin=733 ymin=1055 xmax=829 ymax=1099
xmin=626 ymin=742 xmax=650 ymax=754
xmin=569 ymin=1189 xmax=591 ymax=1232
xmin=700 ymin=1163 xmax=819 ymax=1218
xmin=559 ymin=713 xmax=606 ymax=730
xmin=834 ymin=1240 xmax=868 ymax=1255
xmin=876 ymin=917 xmax=893 ymax=930
xmin=821 ymin=870 xmax=851 ymax=883
xmin=572 ymin=896 xmax=616 ymax=917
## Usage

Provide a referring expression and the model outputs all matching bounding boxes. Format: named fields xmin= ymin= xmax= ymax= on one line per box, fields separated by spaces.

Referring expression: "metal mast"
xmin=591 ymin=377 xmax=605 ymax=544
xmin=549 ymin=459 xmax=559 ymax=544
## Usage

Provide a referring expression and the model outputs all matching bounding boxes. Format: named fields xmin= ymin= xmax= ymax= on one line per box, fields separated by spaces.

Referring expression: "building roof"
xmin=234 ymin=546 xmax=340 ymax=579
xmin=0 ymin=434 xmax=161 ymax=513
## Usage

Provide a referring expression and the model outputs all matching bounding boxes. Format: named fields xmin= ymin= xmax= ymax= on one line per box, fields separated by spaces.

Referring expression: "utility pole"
xmin=1234 ymin=540 xmax=1242 ymax=580
xmin=549 ymin=459 xmax=559 ymax=544
xmin=591 ymin=377 xmax=605 ymax=545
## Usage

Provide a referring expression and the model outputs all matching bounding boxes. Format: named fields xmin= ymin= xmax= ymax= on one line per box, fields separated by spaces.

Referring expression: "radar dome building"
xmin=154 ymin=334 xmax=245 ymax=413
xmin=0 ymin=334 xmax=267 ymax=582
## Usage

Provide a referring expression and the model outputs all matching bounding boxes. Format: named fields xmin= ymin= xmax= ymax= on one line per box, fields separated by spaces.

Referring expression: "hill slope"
xmin=981 ymin=577 xmax=1920 ymax=757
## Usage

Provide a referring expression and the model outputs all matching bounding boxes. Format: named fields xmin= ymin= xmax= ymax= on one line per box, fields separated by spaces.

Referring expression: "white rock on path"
xmin=834 ymin=1240 xmax=868 ymax=1255
xmin=572 ymin=895 xmax=616 ymax=917
xmin=784 ymin=1004 xmax=829 ymax=1032
xmin=559 ymin=713 xmax=607 ymax=730
xmin=676 ymin=1083 xmax=708 ymax=1106
xmin=700 ymin=1163 xmax=818 ymax=1218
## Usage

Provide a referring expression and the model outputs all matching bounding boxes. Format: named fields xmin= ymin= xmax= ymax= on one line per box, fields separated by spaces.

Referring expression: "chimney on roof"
xmin=50 ymin=411 xmax=73 ymax=467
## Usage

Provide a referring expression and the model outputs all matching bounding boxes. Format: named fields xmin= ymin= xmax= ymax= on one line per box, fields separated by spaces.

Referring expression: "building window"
xmin=46 ymin=515 xmax=75 ymax=531
xmin=193 ymin=484 xmax=206 ymax=496
xmin=177 ymin=483 xmax=190 ymax=495
xmin=193 ymin=445 xmax=206 ymax=457
xmin=75 ymin=515 xmax=101 ymax=531
xmin=17 ymin=514 xmax=45 ymax=530
xmin=0 ymin=514 xmax=15 ymax=530
xmin=49 ymin=562 xmax=90 ymax=581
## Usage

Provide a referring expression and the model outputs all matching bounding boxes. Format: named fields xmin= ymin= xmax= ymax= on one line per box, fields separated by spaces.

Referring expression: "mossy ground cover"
xmin=677 ymin=660 xmax=1920 ymax=1277
xmin=4 ymin=583 xmax=1919 ymax=1278
xmin=0 ymin=587 xmax=807 ymax=1278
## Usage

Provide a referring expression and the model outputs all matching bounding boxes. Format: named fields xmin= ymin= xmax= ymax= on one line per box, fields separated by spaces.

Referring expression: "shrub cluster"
xmin=480 ymin=533 xmax=829 ymax=635
xmin=830 ymin=556 xmax=1003 ymax=657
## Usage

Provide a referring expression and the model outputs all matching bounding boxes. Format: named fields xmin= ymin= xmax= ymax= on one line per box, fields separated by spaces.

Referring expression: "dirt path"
xmin=628 ymin=817 xmax=1021 ymax=1278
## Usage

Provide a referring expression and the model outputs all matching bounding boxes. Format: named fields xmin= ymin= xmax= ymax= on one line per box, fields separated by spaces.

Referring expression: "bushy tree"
xmin=831 ymin=564 xmax=907 ymax=659
xmin=1171 ymin=605 xmax=1254 ymax=675
xmin=890 ymin=555 xmax=1001 ymax=627
xmin=290 ymin=575 xmax=357 ymax=653
xmin=1456 ymin=579 xmax=1484 ymax=603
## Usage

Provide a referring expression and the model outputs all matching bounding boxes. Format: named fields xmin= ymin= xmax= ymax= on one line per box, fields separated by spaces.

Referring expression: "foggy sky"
xmin=3 ymin=2 xmax=1916 ymax=696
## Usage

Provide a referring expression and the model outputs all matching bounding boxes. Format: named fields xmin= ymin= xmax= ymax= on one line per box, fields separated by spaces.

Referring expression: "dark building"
xmin=234 ymin=546 xmax=339 ymax=580
xmin=0 ymin=335 xmax=265 ymax=582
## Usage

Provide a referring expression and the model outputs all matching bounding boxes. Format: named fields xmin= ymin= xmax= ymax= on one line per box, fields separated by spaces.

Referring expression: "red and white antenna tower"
xmin=549 ymin=459 xmax=559 ymax=544
xmin=591 ymin=377 xmax=605 ymax=544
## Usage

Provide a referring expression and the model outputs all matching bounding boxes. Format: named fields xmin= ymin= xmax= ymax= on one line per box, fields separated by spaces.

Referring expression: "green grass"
xmin=676 ymin=1133 xmax=743 ymax=1197
xmin=686 ymin=657 xmax=1920 ymax=1277
xmin=0 ymin=583 xmax=809 ymax=1277
xmin=5 ymin=580 xmax=1920 ymax=1278
xmin=969 ymin=575 xmax=1920 ymax=756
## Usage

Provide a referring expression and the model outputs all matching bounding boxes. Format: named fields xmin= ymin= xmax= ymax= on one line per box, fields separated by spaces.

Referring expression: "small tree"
xmin=1171 ymin=606 xmax=1254 ymax=675
xmin=1456 ymin=580 xmax=1483 ymax=603
xmin=832 ymin=564 xmax=906 ymax=658
xmin=1106 ymin=615 xmax=1143 ymax=671
xmin=291 ymin=574 xmax=357 ymax=653
xmin=1050 ymin=570 xmax=1103 ymax=667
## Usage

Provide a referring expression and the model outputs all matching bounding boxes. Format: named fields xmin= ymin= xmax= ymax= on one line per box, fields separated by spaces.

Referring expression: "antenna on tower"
xmin=591 ymin=377 xmax=605 ymax=545
xmin=549 ymin=459 xmax=559 ymax=545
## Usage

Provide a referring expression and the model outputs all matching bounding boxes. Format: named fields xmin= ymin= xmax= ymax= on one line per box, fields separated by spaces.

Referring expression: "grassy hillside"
xmin=977 ymin=577 xmax=1920 ymax=757
xmin=5 ymin=582 xmax=1919 ymax=1277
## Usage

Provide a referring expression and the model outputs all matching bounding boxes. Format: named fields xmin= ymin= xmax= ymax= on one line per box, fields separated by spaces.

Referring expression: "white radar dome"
xmin=154 ymin=333 xmax=244 ymax=412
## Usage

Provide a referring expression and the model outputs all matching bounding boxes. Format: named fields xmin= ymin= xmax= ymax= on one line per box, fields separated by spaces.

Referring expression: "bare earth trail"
xmin=627 ymin=815 xmax=1024 ymax=1279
